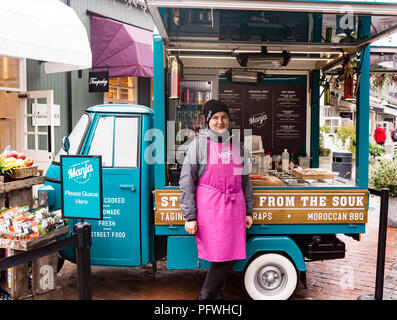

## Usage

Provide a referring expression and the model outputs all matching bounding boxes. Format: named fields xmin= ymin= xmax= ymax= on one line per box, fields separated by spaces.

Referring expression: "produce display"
xmin=0 ymin=149 xmax=35 ymax=177
xmin=0 ymin=206 xmax=65 ymax=241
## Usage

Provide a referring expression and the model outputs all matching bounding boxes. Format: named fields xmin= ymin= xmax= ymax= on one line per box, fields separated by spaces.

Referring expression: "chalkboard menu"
xmin=219 ymin=78 xmax=306 ymax=155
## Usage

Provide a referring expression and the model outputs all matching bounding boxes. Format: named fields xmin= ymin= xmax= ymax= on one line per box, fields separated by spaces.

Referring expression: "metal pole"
xmin=374 ymin=188 xmax=389 ymax=300
xmin=74 ymin=222 xmax=92 ymax=300
xmin=357 ymin=188 xmax=389 ymax=300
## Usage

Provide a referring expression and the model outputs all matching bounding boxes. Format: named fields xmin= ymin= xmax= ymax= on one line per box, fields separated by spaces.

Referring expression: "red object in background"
xmin=374 ymin=126 xmax=387 ymax=144
xmin=16 ymin=153 xmax=26 ymax=160
xmin=344 ymin=74 xmax=353 ymax=99
xmin=24 ymin=158 xmax=33 ymax=167
xmin=170 ymin=57 xmax=181 ymax=99
xmin=343 ymin=57 xmax=354 ymax=100
xmin=5 ymin=151 xmax=17 ymax=158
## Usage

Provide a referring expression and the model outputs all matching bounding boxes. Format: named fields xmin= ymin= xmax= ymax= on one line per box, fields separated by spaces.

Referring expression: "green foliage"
xmin=0 ymin=157 xmax=13 ymax=176
xmin=369 ymin=158 xmax=397 ymax=197
xmin=369 ymin=140 xmax=386 ymax=157
xmin=335 ymin=124 xmax=356 ymax=154
xmin=319 ymin=124 xmax=330 ymax=147
xmin=319 ymin=147 xmax=331 ymax=156
xmin=371 ymin=73 xmax=390 ymax=93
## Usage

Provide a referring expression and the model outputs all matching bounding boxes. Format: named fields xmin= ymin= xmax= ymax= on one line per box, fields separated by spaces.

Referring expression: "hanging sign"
xmin=60 ymin=155 xmax=103 ymax=220
xmin=88 ymin=71 xmax=109 ymax=92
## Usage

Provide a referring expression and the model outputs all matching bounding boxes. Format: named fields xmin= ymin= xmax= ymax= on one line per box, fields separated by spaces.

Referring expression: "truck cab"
xmin=43 ymin=105 xmax=155 ymax=267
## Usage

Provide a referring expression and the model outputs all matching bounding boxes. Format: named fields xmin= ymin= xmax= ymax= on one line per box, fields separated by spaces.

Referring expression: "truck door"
xmin=85 ymin=114 xmax=141 ymax=266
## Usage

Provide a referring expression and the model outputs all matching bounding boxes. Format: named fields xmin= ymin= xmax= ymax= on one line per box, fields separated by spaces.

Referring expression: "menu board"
xmin=219 ymin=79 xmax=306 ymax=155
xmin=218 ymin=85 xmax=243 ymax=131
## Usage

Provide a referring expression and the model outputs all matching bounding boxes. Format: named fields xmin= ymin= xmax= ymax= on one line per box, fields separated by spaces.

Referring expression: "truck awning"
xmin=0 ymin=0 xmax=92 ymax=74
xmin=147 ymin=0 xmax=397 ymax=72
xmin=90 ymin=16 xmax=153 ymax=78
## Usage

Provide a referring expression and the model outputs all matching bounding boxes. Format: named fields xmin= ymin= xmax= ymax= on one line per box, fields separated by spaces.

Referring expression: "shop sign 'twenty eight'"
xmin=154 ymin=189 xmax=368 ymax=225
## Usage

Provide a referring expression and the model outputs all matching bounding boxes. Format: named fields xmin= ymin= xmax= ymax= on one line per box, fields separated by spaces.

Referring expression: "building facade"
xmin=0 ymin=0 xmax=154 ymax=173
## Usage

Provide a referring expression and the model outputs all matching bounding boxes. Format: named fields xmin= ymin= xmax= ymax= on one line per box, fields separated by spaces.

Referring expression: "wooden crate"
xmin=0 ymin=250 xmax=62 ymax=300
xmin=0 ymin=226 xmax=70 ymax=300
xmin=0 ymin=226 xmax=70 ymax=251
xmin=0 ymin=175 xmax=45 ymax=209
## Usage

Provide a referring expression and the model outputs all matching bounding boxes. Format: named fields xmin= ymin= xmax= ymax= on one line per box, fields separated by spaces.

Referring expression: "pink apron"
xmin=195 ymin=139 xmax=246 ymax=262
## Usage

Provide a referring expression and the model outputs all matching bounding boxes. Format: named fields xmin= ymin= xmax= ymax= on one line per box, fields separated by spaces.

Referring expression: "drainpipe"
xmin=66 ymin=0 xmax=72 ymax=134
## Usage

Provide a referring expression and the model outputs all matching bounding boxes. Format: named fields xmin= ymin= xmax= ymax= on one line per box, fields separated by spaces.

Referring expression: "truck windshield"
xmin=54 ymin=113 xmax=90 ymax=161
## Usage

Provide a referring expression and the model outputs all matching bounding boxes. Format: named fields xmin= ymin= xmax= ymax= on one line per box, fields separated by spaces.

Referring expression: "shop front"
xmin=0 ymin=0 xmax=92 ymax=173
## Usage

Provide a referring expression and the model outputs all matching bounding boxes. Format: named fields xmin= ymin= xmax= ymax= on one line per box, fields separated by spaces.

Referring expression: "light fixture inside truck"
xmin=236 ymin=47 xmax=291 ymax=68
xmin=225 ymin=69 xmax=265 ymax=83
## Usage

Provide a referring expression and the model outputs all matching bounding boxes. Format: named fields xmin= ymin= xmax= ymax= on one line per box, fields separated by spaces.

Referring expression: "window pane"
xmin=38 ymin=135 xmax=48 ymax=150
xmin=88 ymin=116 xmax=114 ymax=167
xmin=0 ymin=56 xmax=20 ymax=89
xmin=114 ymin=117 xmax=139 ymax=167
xmin=27 ymin=134 xmax=35 ymax=149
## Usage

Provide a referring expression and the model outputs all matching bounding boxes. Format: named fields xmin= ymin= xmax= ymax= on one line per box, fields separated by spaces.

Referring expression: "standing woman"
xmin=179 ymin=99 xmax=254 ymax=300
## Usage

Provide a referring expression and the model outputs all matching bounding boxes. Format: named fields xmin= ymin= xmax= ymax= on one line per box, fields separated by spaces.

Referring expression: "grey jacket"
xmin=179 ymin=128 xmax=254 ymax=222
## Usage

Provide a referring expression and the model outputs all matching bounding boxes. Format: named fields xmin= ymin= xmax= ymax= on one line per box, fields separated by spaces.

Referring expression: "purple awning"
xmin=90 ymin=16 xmax=153 ymax=78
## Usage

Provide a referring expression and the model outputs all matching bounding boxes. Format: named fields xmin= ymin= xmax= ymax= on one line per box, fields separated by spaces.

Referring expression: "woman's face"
xmin=209 ymin=111 xmax=229 ymax=133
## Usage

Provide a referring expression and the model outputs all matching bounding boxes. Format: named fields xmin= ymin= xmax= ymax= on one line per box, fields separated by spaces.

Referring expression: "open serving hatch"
xmin=147 ymin=0 xmax=397 ymax=191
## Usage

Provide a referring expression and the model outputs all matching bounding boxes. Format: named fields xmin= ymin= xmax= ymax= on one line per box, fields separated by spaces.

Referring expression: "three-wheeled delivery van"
xmin=39 ymin=1 xmax=397 ymax=299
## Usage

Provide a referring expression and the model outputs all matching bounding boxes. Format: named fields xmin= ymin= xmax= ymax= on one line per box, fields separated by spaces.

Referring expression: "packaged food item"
xmin=0 ymin=205 xmax=64 ymax=240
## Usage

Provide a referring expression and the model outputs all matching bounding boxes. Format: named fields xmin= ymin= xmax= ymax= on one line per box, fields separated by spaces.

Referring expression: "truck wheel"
xmin=244 ymin=253 xmax=298 ymax=300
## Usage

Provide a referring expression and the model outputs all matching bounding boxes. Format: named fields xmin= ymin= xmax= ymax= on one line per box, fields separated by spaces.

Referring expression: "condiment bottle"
xmin=282 ymin=149 xmax=289 ymax=172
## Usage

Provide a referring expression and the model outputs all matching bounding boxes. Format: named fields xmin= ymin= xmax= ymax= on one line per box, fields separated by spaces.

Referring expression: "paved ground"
xmin=58 ymin=195 xmax=397 ymax=300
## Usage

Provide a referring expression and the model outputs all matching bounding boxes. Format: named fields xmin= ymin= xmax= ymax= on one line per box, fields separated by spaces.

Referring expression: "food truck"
xmin=39 ymin=1 xmax=397 ymax=300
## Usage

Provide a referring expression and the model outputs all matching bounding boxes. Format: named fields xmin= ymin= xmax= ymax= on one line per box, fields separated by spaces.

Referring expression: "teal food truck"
xmin=39 ymin=1 xmax=397 ymax=300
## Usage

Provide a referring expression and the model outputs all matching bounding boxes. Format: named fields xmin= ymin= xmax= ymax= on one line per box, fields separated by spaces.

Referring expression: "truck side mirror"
xmin=62 ymin=136 xmax=70 ymax=154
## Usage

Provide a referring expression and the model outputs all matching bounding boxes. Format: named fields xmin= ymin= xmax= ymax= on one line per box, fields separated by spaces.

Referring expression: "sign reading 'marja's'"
xmin=153 ymin=189 xmax=369 ymax=225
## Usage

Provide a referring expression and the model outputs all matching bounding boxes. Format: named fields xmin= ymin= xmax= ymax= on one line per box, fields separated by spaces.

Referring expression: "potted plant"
xmin=369 ymin=158 xmax=397 ymax=227
xmin=370 ymin=73 xmax=390 ymax=97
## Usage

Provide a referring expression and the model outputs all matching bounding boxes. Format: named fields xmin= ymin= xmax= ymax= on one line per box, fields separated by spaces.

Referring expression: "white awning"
xmin=0 ymin=0 xmax=92 ymax=73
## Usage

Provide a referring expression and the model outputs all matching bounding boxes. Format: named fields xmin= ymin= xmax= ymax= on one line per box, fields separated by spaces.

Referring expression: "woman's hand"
xmin=185 ymin=221 xmax=198 ymax=235
xmin=246 ymin=216 xmax=253 ymax=229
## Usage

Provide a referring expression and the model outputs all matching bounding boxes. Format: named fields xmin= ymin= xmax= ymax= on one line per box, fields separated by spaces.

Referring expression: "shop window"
xmin=324 ymin=117 xmax=341 ymax=134
xmin=0 ymin=56 xmax=25 ymax=91
xmin=114 ymin=117 xmax=139 ymax=168
xmin=105 ymin=77 xmax=137 ymax=104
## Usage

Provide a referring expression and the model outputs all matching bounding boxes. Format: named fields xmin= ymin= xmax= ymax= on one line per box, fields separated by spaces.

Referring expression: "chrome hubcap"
xmin=255 ymin=265 xmax=287 ymax=295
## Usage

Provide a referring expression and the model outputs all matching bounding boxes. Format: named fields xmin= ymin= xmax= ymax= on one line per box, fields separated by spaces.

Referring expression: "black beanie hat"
xmin=203 ymin=99 xmax=230 ymax=124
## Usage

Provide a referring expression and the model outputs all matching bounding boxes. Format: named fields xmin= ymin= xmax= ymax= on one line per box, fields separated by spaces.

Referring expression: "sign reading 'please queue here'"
xmin=60 ymin=155 xmax=103 ymax=220
xmin=154 ymin=189 xmax=369 ymax=225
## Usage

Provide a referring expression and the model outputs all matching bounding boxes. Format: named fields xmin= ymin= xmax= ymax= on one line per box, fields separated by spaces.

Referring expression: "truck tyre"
xmin=244 ymin=253 xmax=298 ymax=300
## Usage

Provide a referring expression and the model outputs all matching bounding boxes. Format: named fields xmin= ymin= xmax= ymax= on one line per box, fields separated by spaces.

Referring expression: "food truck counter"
xmin=250 ymin=168 xmax=354 ymax=188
